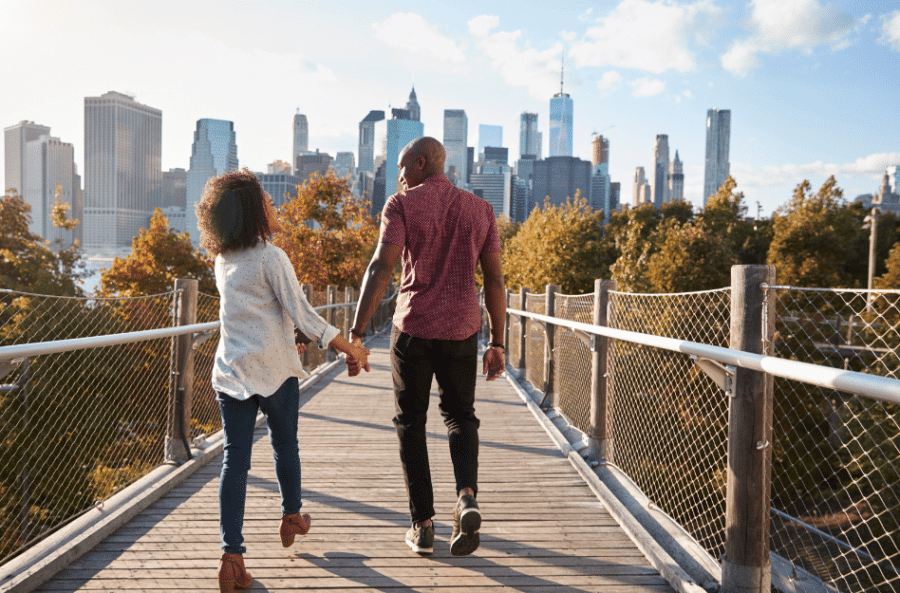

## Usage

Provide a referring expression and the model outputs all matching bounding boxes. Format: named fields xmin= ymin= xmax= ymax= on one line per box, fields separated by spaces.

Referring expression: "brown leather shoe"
xmin=280 ymin=512 xmax=311 ymax=547
xmin=217 ymin=552 xmax=252 ymax=593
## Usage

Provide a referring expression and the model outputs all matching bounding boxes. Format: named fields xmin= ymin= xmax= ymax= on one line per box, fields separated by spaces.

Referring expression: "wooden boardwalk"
xmin=35 ymin=333 xmax=675 ymax=592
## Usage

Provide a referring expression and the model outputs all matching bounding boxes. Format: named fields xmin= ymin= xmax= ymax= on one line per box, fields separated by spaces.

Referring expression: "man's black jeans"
xmin=390 ymin=325 xmax=480 ymax=524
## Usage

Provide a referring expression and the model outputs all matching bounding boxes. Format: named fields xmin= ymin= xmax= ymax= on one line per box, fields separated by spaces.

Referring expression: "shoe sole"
xmin=450 ymin=508 xmax=481 ymax=556
xmin=405 ymin=536 xmax=433 ymax=555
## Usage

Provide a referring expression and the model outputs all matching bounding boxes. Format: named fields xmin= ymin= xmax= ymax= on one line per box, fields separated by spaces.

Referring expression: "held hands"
xmin=483 ymin=346 xmax=505 ymax=381
xmin=345 ymin=335 xmax=371 ymax=377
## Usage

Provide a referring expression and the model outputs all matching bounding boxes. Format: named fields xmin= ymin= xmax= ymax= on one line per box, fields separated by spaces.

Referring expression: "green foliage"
xmin=99 ymin=209 xmax=216 ymax=298
xmin=502 ymin=195 xmax=611 ymax=294
xmin=768 ymin=176 xmax=859 ymax=287
xmin=647 ymin=220 xmax=737 ymax=293
xmin=273 ymin=170 xmax=379 ymax=290
xmin=0 ymin=189 xmax=84 ymax=296
xmin=876 ymin=241 xmax=900 ymax=289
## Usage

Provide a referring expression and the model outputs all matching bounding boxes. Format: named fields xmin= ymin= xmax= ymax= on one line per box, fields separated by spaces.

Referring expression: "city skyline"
xmin=2 ymin=0 xmax=899 ymax=217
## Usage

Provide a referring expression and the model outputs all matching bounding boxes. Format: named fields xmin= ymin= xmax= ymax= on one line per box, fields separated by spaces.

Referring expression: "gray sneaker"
xmin=405 ymin=522 xmax=434 ymax=555
xmin=450 ymin=494 xmax=481 ymax=556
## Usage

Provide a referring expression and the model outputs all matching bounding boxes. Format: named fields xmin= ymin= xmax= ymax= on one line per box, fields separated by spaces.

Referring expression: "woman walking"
xmin=196 ymin=170 xmax=370 ymax=592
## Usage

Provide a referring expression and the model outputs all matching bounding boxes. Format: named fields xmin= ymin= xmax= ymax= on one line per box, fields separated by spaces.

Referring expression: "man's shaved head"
xmin=401 ymin=137 xmax=445 ymax=176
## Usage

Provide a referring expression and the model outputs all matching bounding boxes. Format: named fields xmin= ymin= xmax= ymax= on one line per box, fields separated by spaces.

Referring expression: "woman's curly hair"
xmin=196 ymin=169 xmax=272 ymax=256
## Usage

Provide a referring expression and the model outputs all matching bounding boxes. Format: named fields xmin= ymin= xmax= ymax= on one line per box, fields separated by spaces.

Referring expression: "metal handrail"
xmin=0 ymin=294 xmax=396 ymax=364
xmin=508 ymin=307 xmax=900 ymax=405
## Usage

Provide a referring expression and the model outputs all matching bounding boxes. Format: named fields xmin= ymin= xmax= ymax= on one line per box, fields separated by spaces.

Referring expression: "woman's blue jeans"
xmin=217 ymin=376 xmax=302 ymax=554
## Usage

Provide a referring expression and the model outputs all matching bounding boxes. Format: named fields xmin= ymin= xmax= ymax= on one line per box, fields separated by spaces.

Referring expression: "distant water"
xmin=79 ymin=256 xmax=116 ymax=295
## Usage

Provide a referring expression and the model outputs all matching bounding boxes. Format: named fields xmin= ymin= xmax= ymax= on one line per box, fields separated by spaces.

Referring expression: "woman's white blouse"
xmin=212 ymin=241 xmax=340 ymax=399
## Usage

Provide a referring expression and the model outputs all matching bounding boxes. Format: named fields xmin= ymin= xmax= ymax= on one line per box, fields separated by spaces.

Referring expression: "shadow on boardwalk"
xmin=35 ymin=332 xmax=675 ymax=592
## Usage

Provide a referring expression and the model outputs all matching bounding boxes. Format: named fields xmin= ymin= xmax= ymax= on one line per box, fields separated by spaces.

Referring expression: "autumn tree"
xmin=608 ymin=203 xmax=665 ymax=293
xmin=502 ymin=195 xmax=611 ymax=294
xmin=876 ymin=241 xmax=900 ymax=289
xmin=272 ymin=170 xmax=379 ymax=290
xmin=767 ymin=176 xmax=859 ymax=287
xmin=647 ymin=220 xmax=737 ymax=293
xmin=0 ymin=189 xmax=84 ymax=296
xmin=99 ymin=208 xmax=215 ymax=297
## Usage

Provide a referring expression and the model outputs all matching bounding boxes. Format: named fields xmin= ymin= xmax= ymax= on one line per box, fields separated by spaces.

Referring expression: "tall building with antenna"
xmin=549 ymin=53 xmax=573 ymax=157
xmin=293 ymin=110 xmax=308 ymax=173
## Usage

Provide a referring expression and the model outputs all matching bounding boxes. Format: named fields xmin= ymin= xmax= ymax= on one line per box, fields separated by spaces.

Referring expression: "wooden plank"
xmin=34 ymin=333 xmax=676 ymax=593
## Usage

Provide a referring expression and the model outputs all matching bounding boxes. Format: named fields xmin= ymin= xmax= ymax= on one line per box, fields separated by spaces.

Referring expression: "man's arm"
xmin=348 ymin=242 xmax=402 ymax=373
xmin=480 ymin=251 xmax=506 ymax=380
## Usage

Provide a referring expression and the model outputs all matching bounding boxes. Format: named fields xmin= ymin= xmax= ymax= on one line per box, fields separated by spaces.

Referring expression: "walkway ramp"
xmin=35 ymin=333 xmax=675 ymax=592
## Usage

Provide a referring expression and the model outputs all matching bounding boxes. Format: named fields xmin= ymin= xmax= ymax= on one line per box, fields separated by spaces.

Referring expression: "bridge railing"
xmin=496 ymin=266 xmax=900 ymax=593
xmin=0 ymin=283 xmax=395 ymax=567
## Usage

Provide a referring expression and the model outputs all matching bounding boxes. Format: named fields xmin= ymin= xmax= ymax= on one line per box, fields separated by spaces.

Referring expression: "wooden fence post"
xmin=723 ymin=265 xmax=776 ymax=593
xmin=517 ymin=287 xmax=528 ymax=372
xmin=166 ymin=278 xmax=197 ymax=463
xmin=301 ymin=284 xmax=312 ymax=367
xmin=541 ymin=284 xmax=558 ymax=408
xmin=344 ymin=286 xmax=353 ymax=340
xmin=504 ymin=289 xmax=511 ymax=367
xmin=326 ymin=286 xmax=336 ymax=362
xmin=588 ymin=278 xmax=616 ymax=463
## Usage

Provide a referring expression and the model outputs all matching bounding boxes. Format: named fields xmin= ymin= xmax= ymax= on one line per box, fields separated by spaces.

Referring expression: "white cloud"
xmin=467 ymin=15 xmax=563 ymax=100
xmin=373 ymin=13 xmax=465 ymax=63
xmin=631 ymin=77 xmax=666 ymax=97
xmin=578 ymin=8 xmax=595 ymax=22
xmin=468 ymin=15 xmax=499 ymax=38
xmin=597 ymin=70 xmax=623 ymax=92
xmin=570 ymin=0 xmax=723 ymax=74
xmin=879 ymin=10 xmax=900 ymax=51
xmin=722 ymin=0 xmax=857 ymax=75
xmin=732 ymin=152 xmax=900 ymax=189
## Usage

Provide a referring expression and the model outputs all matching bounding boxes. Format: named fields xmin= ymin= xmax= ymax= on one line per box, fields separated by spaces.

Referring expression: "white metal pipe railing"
xmin=507 ymin=307 xmax=900 ymax=405
xmin=0 ymin=294 xmax=396 ymax=364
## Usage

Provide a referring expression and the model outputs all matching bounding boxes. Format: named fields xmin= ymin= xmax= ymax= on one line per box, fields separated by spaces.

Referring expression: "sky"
xmin=2 ymin=0 xmax=899 ymax=217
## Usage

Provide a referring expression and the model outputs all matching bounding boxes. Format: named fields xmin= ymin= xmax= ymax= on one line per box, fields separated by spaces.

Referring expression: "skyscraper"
xmin=592 ymin=134 xmax=609 ymax=167
xmin=358 ymin=110 xmax=385 ymax=175
xmin=471 ymin=161 xmax=512 ymax=218
xmin=478 ymin=124 xmax=502 ymax=157
xmin=405 ymin=86 xmax=421 ymax=122
xmin=443 ymin=109 xmax=468 ymax=188
xmin=383 ymin=108 xmax=424 ymax=204
xmin=532 ymin=156 xmax=591 ymax=208
xmin=549 ymin=62 xmax=573 ymax=157
xmin=334 ymin=152 xmax=356 ymax=182
xmin=5 ymin=120 xmax=51 ymax=194
xmin=84 ymin=91 xmax=162 ymax=252
xmin=669 ymin=151 xmax=684 ymax=202
xmin=185 ymin=118 xmax=238 ymax=247
xmin=703 ymin=109 xmax=731 ymax=205
xmin=652 ymin=134 xmax=669 ymax=208
xmin=632 ymin=167 xmax=646 ymax=208
xmin=292 ymin=111 xmax=309 ymax=171
xmin=23 ymin=134 xmax=79 ymax=246
xmin=519 ymin=112 xmax=541 ymax=159
xmin=296 ymin=150 xmax=334 ymax=183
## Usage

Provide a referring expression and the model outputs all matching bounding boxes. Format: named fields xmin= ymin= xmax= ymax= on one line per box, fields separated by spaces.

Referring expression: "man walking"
xmin=348 ymin=136 xmax=506 ymax=556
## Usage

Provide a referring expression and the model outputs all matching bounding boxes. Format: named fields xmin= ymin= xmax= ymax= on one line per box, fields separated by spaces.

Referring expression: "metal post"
xmin=326 ymin=286 xmax=336 ymax=362
xmin=19 ymin=359 xmax=31 ymax=545
xmin=517 ymin=287 xmax=528 ymax=371
xmin=866 ymin=207 xmax=879 ymax=313
xmin=588 ymin=279 xmax=616 ymax=462
xmin=722 ymin=265 xmax=775 ymax=593
xmin=166 ymin=279 xmax=198 ymax=463
xmin=540 ymin=284 xmax=558 ymax=408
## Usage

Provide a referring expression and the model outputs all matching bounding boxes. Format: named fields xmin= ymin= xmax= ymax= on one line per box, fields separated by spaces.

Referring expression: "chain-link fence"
xmin=553 ymin=293 xmax=595 ymax=434
xmin=608 ymin=288 xmax=732 ymax=560
xmin=0 ymin=284 xmax=391 ymax=567
xmin=507 ymin=280 xmax=899 ymax=592
xmin=768 ymin=286 xmax=900 ymax=593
